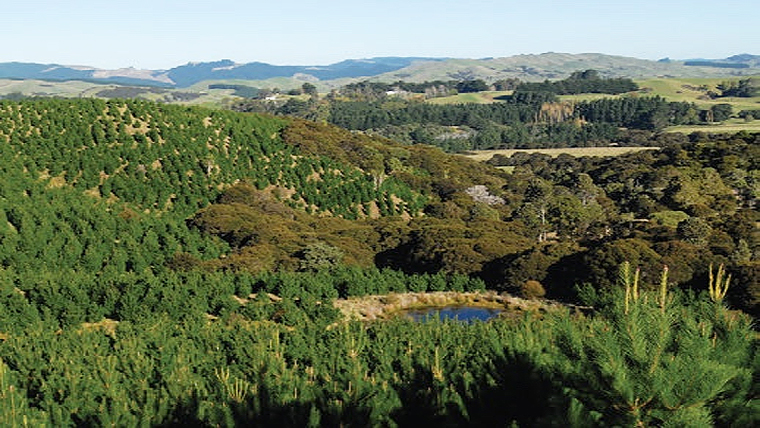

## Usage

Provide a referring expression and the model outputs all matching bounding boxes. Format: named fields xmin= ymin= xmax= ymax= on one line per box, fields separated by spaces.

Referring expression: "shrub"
xmin=551 ymin=264 xmax=756 ymax=426
xmin=520 ymin=280 xmax=546 ymax=299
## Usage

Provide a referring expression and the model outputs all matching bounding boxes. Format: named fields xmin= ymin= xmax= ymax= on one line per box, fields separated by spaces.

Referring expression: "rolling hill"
xmin=1 ymin=53 xmax=758 ymax=90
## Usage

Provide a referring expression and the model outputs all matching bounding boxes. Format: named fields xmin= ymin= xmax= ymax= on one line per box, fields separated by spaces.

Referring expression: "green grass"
xmin=461 ymin=146 xmax=660 ymax=162
xmin=427 ymin=91 xmax=512 ymax=104
xmin=558 ymin=93 xmax=622 ymax=102
xmin=4 ymin=75 xmax=758 ymax=126
xmin=635 ymin=76 xmax=760 ymax=110
xmin=425 ymin=77 xmax=760 ymax=114
xmin=0 ymin=79 xmax=105 ymax=98
xmin=665 ymin=118 xmax=760 ymax=133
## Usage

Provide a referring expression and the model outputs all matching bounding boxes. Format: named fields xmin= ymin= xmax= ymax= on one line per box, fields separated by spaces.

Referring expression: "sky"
xmin=4 ymin=0 xmax=758 ymax=70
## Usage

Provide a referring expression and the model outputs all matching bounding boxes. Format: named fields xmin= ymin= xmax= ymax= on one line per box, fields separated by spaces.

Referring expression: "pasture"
xmin=636 ymin=76 xmax=760 ymax=110
xmin=665 ymin=118 xmax=760 ymax=133
xmin=426 ymin=91 xmax=512 ymax=104
xmin=461 ymin=146 xmax=660 ymax=162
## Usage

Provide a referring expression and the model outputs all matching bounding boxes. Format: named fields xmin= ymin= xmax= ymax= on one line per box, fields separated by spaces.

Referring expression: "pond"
xmin=403 ymin=306 xmax=503 ymax=323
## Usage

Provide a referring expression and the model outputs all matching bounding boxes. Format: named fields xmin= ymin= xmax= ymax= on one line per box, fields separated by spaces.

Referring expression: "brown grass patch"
xmin=333 ymin=291 xmax=558 ymax=321
xmin=461 ymin=146 xmax=660 ymax=162
xmin=80 ymin=318 xmax=119 ymax=337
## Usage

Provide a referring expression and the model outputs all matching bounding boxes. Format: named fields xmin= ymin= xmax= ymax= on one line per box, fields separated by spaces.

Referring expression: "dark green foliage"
xmin=325 ymin=93 xmax=700 ymax=150
xmin=0 ymin=98 xmax=423 ymax=220
xmin=677 ymin=216 xmax=713 ymax=246
xmin=575 ymin=96 xmax=695 ymax=130
xmin=297 ymin=242 xmax=344 ymax=272
xmin=208 ymin=83 xmax=260 ymax=98
xmin=455 ymin=79 xmax=489 ymax=93
xmin=710 ymin=103 xmax=733 ymax=122
xmin=0 ymin=98 xmax=757 ymax=426
xmin=0 ymin=270 xmax=754 ymax=426
xmin=555 ymin=284 xmax=757 ymax=426
xmin=515 ymin=69 xmax=639 ymax=94
xmin=497 ymin=241 xmax=584 ymax=297
xmin=716 ymin=78 xmax=757 ymax=98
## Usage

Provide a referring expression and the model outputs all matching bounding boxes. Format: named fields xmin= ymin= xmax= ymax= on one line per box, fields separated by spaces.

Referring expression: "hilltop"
xmin=0 ymin=57 xmax=444 ymax=88
xmin=1 ymin=53 xmax=758 ymax=90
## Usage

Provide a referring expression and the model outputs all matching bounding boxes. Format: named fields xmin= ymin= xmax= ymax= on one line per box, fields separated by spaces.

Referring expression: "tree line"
xmin=514 ymin=69 xmax=639 ymax=94
xmin=231 ymin=74 xmax=734 ymax=151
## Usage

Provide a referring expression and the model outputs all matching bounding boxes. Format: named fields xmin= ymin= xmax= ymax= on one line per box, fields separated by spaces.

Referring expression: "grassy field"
xmin=641 ymin=76 xmax=760 ymax=133
xmin=0 ymin=78 xmax=248 ymax=107
xmin=461 ymin=146 xmax=660 ymax=162
xmin=3 ymin=76 xmax=758 ymax=131
xmin=558 ymin=93 xmax=622 ymax=102
xmin=425 ymin=76 xmax=759 ymax=112
xmin=425 ymin=76 xmax=760 ymax=133
xmin=0 ymin=79 xmax=102 ymax=98
xmin=427 ymin=91 xmax=512 ymax=104
xmin=665 ymin=118 xmax=760 ymax=133
xmin=635 ymin=76 xmax=760 ymax=110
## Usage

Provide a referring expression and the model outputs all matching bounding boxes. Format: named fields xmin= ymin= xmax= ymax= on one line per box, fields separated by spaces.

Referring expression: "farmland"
xmin=460 ymin=146 xmax=660 ymax=162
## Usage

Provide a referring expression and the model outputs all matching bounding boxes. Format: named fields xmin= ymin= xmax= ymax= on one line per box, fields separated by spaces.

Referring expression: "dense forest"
xmin=513 ymin=69 xmax=640 ymax=94
xmin=0 ymin=98 xmax=757 ymax=426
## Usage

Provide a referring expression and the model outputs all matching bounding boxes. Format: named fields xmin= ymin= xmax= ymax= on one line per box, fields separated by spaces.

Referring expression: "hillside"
xmin=0 ymin=98 xmax=756 ymax=425
xmin=0 ymin=98 xmax=515 ymax=274
xmin=0 ymin=57 xmax=444 ymax=88
xmin=0 ymin=98 xmax=756 ymax=293
xmin=376 ymin=52 xmax=760 ymax=83
xmin=1 ymin=53 xmax=758 ymax=91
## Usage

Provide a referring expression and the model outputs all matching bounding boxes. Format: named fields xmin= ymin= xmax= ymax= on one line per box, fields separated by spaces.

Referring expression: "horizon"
xmin=4 ymin=0 xmax=758 ymax=70
xmin=2 ymin=51 xmax=758 ymax=71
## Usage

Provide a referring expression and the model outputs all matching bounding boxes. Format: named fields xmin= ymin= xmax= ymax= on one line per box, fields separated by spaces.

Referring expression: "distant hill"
xmin=166 ymin=57 xmax=444 ymax=87
xmin=374 ymin=53 xmax=760 ymax=83
xmin=0 ymin=62 xmax=173 ymax=87
xmin=681 ymin=54 xmax=760 ymax=69
xmin=0 ymin=57 xmax=444 ymax=88
xmin=0 ymin=62 xmax=92 ymax=81
xmin=0 ymin=53 xmax=757 ymax=89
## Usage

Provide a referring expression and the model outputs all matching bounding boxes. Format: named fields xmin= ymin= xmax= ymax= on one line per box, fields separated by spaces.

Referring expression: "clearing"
xmin=461 ymin=146 xmax=660 ymax=162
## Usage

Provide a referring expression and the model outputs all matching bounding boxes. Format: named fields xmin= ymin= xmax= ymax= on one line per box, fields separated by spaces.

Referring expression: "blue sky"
xmin=4 ymin=0 xmax=758 ymax=69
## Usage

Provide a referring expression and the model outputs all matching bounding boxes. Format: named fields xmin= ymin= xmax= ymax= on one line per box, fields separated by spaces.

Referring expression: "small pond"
xmin=403 ymin=306 xmax=503 ymax=323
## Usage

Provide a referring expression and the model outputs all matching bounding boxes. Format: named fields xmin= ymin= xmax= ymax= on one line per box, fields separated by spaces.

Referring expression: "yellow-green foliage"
xmin=708 ymin=263 xmax=731 ymax=303
xmin=620 ymin=260 xmax=640 ymax=314
xmin=637 ymin=77 xmax=760 ymax=110
xmin=190 ymin=182 xmax=528 ymax=276
xmin=520 ymin=280 xmax=546 ymax=300
xmin=190 ymin=184 xmax=378 ymax=271
xmin=0 ymin=359 xmax=47 ymax=426
xmin=0 ymin=266 xmax=754 ymax=427
xmin=554 ymin=265 xmax=756 ymax=427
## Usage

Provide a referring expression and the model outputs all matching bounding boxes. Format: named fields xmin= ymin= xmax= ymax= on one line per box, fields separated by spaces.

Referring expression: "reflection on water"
xmin=404 ymin=306 xmax=502 ymax=323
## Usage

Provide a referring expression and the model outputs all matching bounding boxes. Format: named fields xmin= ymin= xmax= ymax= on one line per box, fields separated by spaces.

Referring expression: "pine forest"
xmin=0 ymin=97 xmax=757 ymax=426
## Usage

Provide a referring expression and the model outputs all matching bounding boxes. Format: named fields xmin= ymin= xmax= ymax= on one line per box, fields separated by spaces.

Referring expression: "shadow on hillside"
xmin=154 ymin=352 xmax=564 ymax=427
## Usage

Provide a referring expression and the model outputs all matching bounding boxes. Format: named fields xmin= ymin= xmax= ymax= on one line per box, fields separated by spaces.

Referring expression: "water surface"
xmin=404 ymin=306 xmax=502 ymax=323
